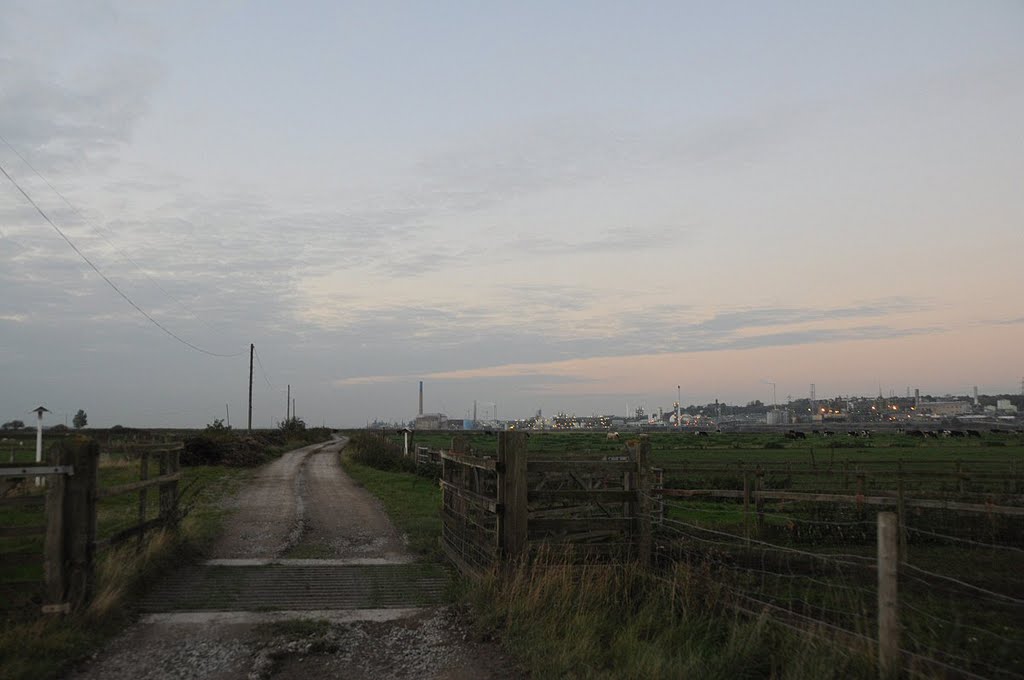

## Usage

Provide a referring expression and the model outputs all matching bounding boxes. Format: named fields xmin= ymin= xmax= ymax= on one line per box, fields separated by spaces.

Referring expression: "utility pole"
xmin=287 ymin=385 xmax=291 ymax=421
xmin=248 ymin=343 xmax=254 ymax=432
xmin=225 ymin=403 xmax=230 ymax=428
xmin=293 ymin=398 xmax=296 ymax=421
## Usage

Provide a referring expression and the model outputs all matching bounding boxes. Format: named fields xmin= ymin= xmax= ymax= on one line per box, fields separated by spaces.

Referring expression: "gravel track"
xmin=68 ymin=437 xmax=521 ymax=679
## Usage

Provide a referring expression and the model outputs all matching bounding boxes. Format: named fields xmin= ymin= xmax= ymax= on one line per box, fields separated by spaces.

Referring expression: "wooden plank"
xmin=529 ymin=517 xmax=632 ymax=532
xmin=0 ymin=494 xmax=45 ymax=507
xmin=0 ymin=551 xmax=38 ymax=566
xmin=0 ymin=525 xmax=46 ymax=537
xmin=528 ymin=460 xmax=637 ymax=473
xmin=657 ymin=465 xmax=1014 ymax=480
xmin=530 ymin=489 xmax=636 ymax=502
xmin=440 ymin=450 xmax=497 ymax=472
xmin=660 ymin=488 xmax=1024 ymax=516
xmin=439 ymin=479 xmax=498 ymax=513
xmin=96 ymin=472 xmax=181 ymax=499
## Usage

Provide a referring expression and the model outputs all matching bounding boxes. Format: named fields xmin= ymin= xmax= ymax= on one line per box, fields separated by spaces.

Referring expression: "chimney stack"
xmin=914 ymin=388 xmax=920 ymax=409
xmin=419 ymin=381 xmax=424 ymax=416
xmin=973 ymin=386 xmax=979 ymax=406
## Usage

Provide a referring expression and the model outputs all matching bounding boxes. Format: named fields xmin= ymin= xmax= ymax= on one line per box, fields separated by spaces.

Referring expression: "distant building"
xmin=920 ymin=401 xmax=971 ymax=416
xmin=996 ymin=399 xmax=1018 ymax=414
xmin=414 ymin=413 xmax=448 ymax=429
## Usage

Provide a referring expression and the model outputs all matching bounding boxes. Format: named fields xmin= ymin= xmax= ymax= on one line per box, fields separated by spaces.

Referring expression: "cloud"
xmin=329 ymin=297 xmax=935 ymax=386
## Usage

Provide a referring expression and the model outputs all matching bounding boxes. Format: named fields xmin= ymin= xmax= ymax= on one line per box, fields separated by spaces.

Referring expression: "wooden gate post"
xmin=45 ymin=437 xmax=99 ymax=612
xmin=877 ymin=511 xmax=900 ymax=679
xmin=159 ymin=448 xmax=180 ymax=527
xmin=44 ymin=444 xmax=69 ymax=611
xmin=496 ymin=432 xmax=527 ymax=560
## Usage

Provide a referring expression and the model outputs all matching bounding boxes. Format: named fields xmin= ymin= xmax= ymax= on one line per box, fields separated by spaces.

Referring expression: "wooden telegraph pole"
xmin=248 ymin=344 xmax=254 ymax=432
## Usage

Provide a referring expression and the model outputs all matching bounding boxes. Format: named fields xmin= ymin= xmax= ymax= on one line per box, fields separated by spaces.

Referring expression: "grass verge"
xmin=339 ymin=452 xmax=441 ymax=558
xmin=0 ymin=464 xmax=253 ymax=680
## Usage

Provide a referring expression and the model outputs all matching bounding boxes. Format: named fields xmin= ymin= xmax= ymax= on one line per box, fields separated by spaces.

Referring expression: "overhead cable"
xmin=0 ymin=161 xmax=244 ymax=358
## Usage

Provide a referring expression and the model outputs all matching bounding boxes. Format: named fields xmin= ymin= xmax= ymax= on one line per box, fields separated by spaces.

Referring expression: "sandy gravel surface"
xmin=297 ymin=438 xmax=408 ymax=560
xmin=68 ymin=437 xmax=522 ymax=680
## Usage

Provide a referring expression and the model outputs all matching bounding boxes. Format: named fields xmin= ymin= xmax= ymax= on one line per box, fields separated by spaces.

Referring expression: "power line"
xmin=0 ymin=133 xmax=222 ymax=335
xmin=253 ymin=347 xmax=273 ymax=388
xmin=0 ymin=160 xmax=245 ymax=359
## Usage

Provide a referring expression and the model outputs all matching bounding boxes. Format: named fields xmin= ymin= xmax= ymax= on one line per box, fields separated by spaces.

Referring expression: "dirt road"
xmin=69 ymin=438 xmax=519 ymax=680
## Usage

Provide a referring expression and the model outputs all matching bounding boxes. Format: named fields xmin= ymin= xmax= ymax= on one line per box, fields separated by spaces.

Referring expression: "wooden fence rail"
xmin=0 ymin=438 xmax=182 ymax=615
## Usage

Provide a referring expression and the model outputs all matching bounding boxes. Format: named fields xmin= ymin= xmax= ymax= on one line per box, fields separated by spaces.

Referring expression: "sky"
xmin=1 ymin=1 xmax=1023 ymax=428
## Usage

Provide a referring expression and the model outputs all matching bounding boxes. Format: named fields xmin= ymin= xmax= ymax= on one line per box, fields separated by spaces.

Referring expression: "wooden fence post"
xmin=496 ymin=432 xmax=527 ymax=561
xmin=138 ymin=451 xmax=149 ymax=551
xmin=877 ymin=511 xmax=900 ymax=679
xmin=754 ymin=468 xmax=765 ymax=535
xmin=159 ymin=448 xmax=180 ymax=528
xmin=44 ymin=444 xmax=69 ymax=611
xmin=44 ymin=438 xmax=99 ymax=612
xmin=743 ymin=472 xmax=751 ymax=548
xmin=630 ymin=436 xmax=653 ymax=566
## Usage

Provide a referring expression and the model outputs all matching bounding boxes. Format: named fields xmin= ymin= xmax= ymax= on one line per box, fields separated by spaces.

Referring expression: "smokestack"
xmin=914 ymin=389 xmax=920 ymax=409
xmin=473 ymin=400 xmax=477 ymax=423
xmin=419 ymin=381 xmax=424 ymax=416
xmin=973 ymin=386 xmax=979 ymax=406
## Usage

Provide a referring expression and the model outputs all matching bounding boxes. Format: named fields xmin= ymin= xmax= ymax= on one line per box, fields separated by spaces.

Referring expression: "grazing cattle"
xmin=811 ymin=429 xmax=820 ymax=435
xmin=967 ymin=429 xmax=981 ymax=438
xmin=924 ymin=430 xmax=938 ymax=438
xmin=860 ymin=430 xmax=872 ymax=438
xmin=847 ymin=431 xmax=859 ymax=437
xmin=606 ymin=432 xmax=620 ymax=440
xmin=907 ymin=430 xmax=925 ymax=438
xmin=822 ymin=430 xmax=835 ymax=437
xmin=696 ymin=431 xmax=709 ymax=437
xmin=949 ymin=430 xmax=965 ymax=438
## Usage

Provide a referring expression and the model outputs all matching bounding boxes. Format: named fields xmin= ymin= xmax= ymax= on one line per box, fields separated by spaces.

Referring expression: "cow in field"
xmin=606 ymin=432 xmax=619 ymax=440
xmin=967 ymin=429 xmax=981 ymax=438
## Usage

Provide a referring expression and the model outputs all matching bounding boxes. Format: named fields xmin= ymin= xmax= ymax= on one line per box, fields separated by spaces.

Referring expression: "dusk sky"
xmin=2 ymin=1 xmax=1022 ymax=427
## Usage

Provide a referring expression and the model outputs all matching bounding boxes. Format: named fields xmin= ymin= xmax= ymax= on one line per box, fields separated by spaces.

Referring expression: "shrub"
xmin=348 ymin=432 xmax=417 ymax=474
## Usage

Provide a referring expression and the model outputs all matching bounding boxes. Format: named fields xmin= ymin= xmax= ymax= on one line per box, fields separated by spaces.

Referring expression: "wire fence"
xmin=644 ymin=490 xmax=1024 ymax=679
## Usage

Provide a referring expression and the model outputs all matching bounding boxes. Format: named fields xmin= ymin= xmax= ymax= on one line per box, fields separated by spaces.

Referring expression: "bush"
xmin=348 ymin=432 xmax=417 ymax=474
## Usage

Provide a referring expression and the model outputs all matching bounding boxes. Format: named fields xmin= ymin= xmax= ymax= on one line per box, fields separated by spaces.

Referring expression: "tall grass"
xmin=468 ymin=555 xmax=875 ymax=679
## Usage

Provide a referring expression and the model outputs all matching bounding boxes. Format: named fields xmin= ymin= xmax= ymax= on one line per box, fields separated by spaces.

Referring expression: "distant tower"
xmin=914 ymin=388 xmax=920 ymax=409
xmin=419 ymin=381 xmax=424 ymax=416
xmin=973 ymin=386 xmax=979 ymax=406
xmin=675 ymin=385 xmax=681 ymax=428
xmin=473 ymin=400 xmax=477 ymax=423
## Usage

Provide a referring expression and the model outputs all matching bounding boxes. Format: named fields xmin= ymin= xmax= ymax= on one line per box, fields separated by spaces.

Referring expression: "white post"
xmin=403 ymin=430 xmax=410 ymax=458
xmin=33 ymin=406 xmax=48 ymax=486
